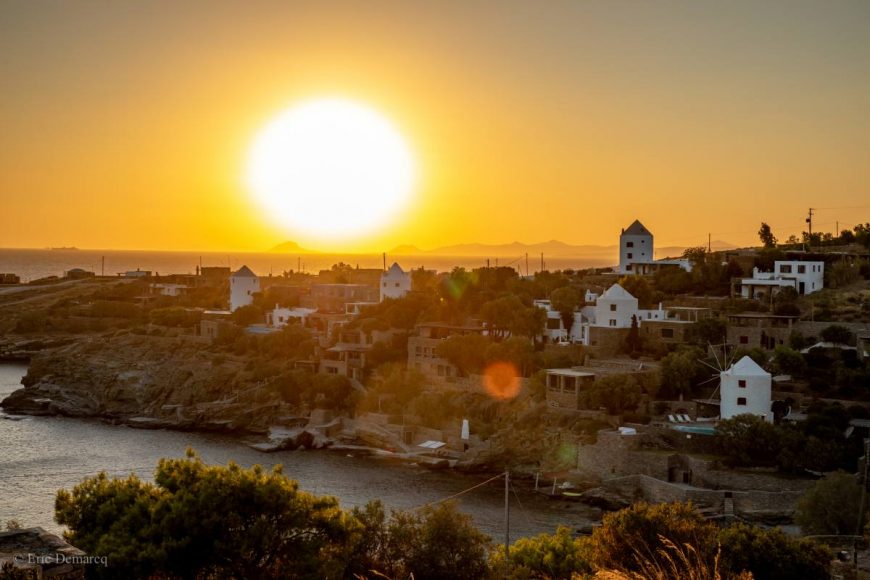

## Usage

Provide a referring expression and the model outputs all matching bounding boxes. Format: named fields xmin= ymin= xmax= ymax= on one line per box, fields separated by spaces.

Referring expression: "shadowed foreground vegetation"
xmin=45 ymin=453 xmax=834 ymax=580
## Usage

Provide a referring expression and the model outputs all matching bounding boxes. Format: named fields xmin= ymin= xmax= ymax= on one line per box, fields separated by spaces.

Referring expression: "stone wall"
xmin=595 ymin=474 xmax=803 ymax=519
xmin=576 ymin=428 xmax=815 ymax=494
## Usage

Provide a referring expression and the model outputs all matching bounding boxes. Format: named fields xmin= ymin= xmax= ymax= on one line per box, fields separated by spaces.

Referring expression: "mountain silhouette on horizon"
xmin=388 ymin=239 xmax=736 ymax=257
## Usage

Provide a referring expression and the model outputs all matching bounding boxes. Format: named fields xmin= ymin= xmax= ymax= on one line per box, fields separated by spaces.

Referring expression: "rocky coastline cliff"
xmin=1 ymin=333 xmax=289 ymax=434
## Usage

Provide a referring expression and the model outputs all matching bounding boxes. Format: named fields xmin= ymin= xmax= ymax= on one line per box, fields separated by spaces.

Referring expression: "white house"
xmin=533 ymin=283 xmax=664 ymax=345
xmin=150 ymin=283 xmax=188 ymax=297
xmin=739 ymin=260 xmax=824 ymax=299
xmin=230 ymin=265 xmax=260 ymax=311
xmin=380 ymin=262 xmax=411 ymax=302
xmin=592 ymin=284 xmax=664 ymax=328
xmin=533 ymin=299 xmax=585 ymax=344
xmin=267 ymin=305 xmax=316 ymax=328
xmin=619 ymin=220 xmax=654 ymax=274
xmin=720 ymin=356 xmax=772 ymax=422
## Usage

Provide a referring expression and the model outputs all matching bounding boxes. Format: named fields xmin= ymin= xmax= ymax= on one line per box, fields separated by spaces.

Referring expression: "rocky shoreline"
xmin=0 ymin=333 xmax=482 ymax=471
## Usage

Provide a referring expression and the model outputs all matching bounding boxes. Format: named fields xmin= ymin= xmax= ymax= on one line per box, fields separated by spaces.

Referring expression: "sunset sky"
xmin=1 ymin=1 xmax=868 ymax=253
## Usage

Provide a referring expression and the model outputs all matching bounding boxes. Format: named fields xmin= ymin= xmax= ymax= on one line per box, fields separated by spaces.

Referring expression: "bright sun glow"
xmin=246 ymin=98 xmax=416 ymax=243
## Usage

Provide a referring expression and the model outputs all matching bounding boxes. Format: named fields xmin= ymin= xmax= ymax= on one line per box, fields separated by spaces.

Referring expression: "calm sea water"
xmin=0 ymin=248 xmax=611 ymax=282
xmin=0 ymin=364 xmax=594 ymax=538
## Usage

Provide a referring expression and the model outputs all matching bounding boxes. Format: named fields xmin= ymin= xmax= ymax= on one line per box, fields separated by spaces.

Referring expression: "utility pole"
xmin=525 ymin=253 xmax=529 ymax=277
xmin=806 ymin=208 xmax=814 ymax=249
xmin=708 ymin=233 xmax=711 ymax=253
xmin=856 ymin=439 xmax=870 ymax=571
xmin=504 ymin=470 xmax=510 ymax=578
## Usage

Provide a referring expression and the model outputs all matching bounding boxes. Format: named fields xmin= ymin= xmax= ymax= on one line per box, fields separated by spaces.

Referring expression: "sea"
xmin=0 ymin=364 xmax=595 ymax=538
xmin=0 ymin=248 xmax=612 ymax=282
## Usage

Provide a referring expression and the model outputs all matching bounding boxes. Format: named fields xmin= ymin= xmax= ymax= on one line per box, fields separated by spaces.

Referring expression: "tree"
xmin=795 ymin=470 xmax=867 ymax=536
xmin=581 ymin=375 xmax=643 ymax=415
xmin=658 ymin=347 xmax=706 ymax=399
xmin=758 ymin=222 xmax=777 ymax=248
xmin=485 ymin=336 xmax=536 ymax=377
xmin=820 ymin=324 xmax=856 ymax=346
xmin=653 ymin=266 xmax=693 ymax=295
xmin=771 ymin=345 xmax=806 ymax=376
xmin=55 ymin=451 xmax=355 ymax=579
xmin=623 ymin=314 xmax=642 ymax=356
xmin=617 ymin=275 xmax=653 ymax=307
xmin=231 ymin=304 xmax=263 ymax=326
xmin=366 ymin=363 xmax=425 ymax=411
xmin=682 ymin=246 xmax=708 ymax=268
xmin=435 ymin=334 xmax=491 ymax=376
xmin=589 ymin=502 xmax=718 ymax=576
xmin=715 ymin=414 xmax=781 ymax=467
xmin=690 ymin=318 xmax=726 ymax=346
xmin=717 ymin=522 xmax=831 ymax=580
xmin=489 ymin=526 xmax=592 ymax=579
xmin=549 ymin=286 xmax=582 ymax=335
xmin=381 ymin=501 xmax=490 ymax=580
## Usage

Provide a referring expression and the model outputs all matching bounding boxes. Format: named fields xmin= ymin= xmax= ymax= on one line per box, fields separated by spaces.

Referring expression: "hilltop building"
xmin=720 ymin=356 xmax=772 ymax=422
xmin=230 ymin=265 xmax=260 ymax=311
xmin=380 ymin=262 xmax=411 ymax=302
xmin=735 ymin=260 xmax=824 ymax=299
xmin=618 ymin=220 xmax=692 ymax=275
xmin=619 ymin=220 xmax=654 ymax=274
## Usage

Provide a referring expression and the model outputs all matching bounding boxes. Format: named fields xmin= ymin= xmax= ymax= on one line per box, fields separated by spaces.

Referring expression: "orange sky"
xmin=1 ymin=1 xmax=868 ymax=252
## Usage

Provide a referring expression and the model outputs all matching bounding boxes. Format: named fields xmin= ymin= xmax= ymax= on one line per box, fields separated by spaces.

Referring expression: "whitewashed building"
xmin=720 ymin=356 xmax=772 ymax=422
xmin=592 ymin=284 xmax=664 ymax=328
xmin=267 ymin=306 xmax=316 ymax=328
xmin=380 ymin=262 xmax=411 ymax=302
xmin=738 ymin=260 xmax=824 ymax=299
xmin=619 ymin=220 xmax=654 ymax=274
xmin=534 ymin=283 xmax=664 ymax=345
xmin=230 ymin=265 xmax=260 ymax=311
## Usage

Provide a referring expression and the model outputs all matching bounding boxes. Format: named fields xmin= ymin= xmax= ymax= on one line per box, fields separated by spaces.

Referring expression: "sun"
xmin=246 ymin=98 xmax=416 ymax=243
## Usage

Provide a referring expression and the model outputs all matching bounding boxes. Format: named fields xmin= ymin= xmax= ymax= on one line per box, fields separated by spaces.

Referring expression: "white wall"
xmin=230 ymin=273 xmax=260 ymax=311
xmin=720 ymin=358 xmax=772 ymax=422
xmin=380 ymin=263 xmax=411 ymax=301
xmin=594 ymin=286 xmax=639 ymax=328
xmin=620 ymin=233 xmax=654 ymax=274
xmin=774 ymin=261 xmax=824 ymax=295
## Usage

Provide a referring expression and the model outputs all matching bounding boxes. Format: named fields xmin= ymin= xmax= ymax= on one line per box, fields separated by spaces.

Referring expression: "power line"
xmin=409 ymin=471 xmax=505 ymax=511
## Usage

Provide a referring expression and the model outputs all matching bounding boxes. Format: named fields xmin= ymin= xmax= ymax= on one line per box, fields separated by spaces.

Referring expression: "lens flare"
xmin=483 ymin=361 xmax=521 ymax=401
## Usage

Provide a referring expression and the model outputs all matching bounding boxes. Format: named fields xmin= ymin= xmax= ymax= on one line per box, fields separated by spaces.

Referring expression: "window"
xmin=609 ymin=320 xmax=616 ymax=327
xmin=661 ymin=328 xmax=674 ymax=338
xmin=797 ymin=265 xmax=806 ymax=274
xmin=737 ymin=397 xmax=747 ymax=406
xmin=626 ymin=265 xmax=632 ymax=271
xmin=780 ymin=265 xmax=792 ymax=274
xmin=395 ymin=283 xmax=400 ymax=287
xmin=627 ymin=253 xmax=633 ymax=259
xmin=610 ymin=304 xmax=617 ymax=311
xmin=739 ymin=336 xmax=749 ymax=344
xmin=738 ymin=379 xmax=746 ymax=388
xmin=383 ymin=282 xmax=387 ymax=287
xmin=626 ymin=241 xmax=634 ymax=248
